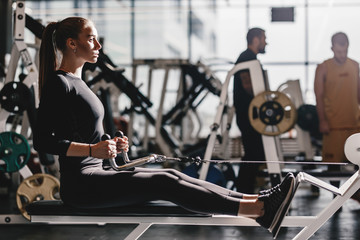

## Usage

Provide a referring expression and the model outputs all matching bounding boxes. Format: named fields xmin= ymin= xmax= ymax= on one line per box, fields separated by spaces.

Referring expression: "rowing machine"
xmin=13 ymin=133 xmax=360 ymax=240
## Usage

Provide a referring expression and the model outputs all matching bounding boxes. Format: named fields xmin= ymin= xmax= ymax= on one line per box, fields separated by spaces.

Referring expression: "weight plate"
xmin=297 ymin=104 xmax=322 ymax=139
xmin=249 ymin=91 xmax=297 ymax=136
xmin=16 ymin=173 xmax=60 ymax=220
xmin=0 ymin=131 xmax=30 ymax=173
xmin=0 ymin=81 xmax=31 ymax=113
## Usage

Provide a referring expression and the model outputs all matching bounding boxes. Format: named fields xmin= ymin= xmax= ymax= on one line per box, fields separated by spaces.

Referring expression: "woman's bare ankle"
xmin=242 ymin=194 xmax=259 ymax=200
xmin=238 ymin=199 xmax=264 ymax=217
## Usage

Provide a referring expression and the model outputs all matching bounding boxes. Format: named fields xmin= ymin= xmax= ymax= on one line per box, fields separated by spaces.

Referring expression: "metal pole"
xmin=246 ymin=0 xmax=250 ymax=29
xmin=188 ymin=0 xmax=192 ymax=60
xmin=0 ymin=0 xmax=12 ymax=67
xmin=304 ymin=0 xmax=309 ymax=94
xmin=131 ymin=0 xmax=135 ymax=60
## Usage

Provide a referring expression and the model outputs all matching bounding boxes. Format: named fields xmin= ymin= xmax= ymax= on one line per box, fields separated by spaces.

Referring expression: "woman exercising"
xmin=33 ymin=17 xmax=295 ymax=237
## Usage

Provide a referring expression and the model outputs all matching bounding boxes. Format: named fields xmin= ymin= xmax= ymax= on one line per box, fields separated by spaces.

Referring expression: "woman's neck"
xmin=58 ymin=65 xmax=83 ymax=78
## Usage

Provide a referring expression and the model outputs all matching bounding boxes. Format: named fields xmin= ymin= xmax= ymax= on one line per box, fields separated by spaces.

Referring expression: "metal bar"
xmin=124 ymin=222 xmax=153 ymax=240
xmin=293 ymin=172 xmax=360 ymax=240
xmin=297 ymin=172 xmax=342 ymax=195
xmin=0 ymin=214 xmax=29 ymax=224
xmin=109 ymin=155 xmax=157 ymax=171
xmin=200 ymin=159 xmax=350 ymax=166
xmin=29 ymin=215 xmax=315 ymax=228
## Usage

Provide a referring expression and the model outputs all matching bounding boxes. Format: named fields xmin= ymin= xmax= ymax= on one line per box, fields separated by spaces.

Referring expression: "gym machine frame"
xmin=277 ymin=80 xmax=313 ymax=161
xmin=129 ymin=58 xmax=222 ymax=157
xmin=199 ymin=60 xmax=283 ymax=185
xmin=0 ymin=1 xmax=40 ymax=179
xmin=130 ymin=59 xmax=189 ymax=157
xmin=0 ymin=0 xmax=58 ymax=224
xmin=0 ymin=1 xmax=38 ymax=134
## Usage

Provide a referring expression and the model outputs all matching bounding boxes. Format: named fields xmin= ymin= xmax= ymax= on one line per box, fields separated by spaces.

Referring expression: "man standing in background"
xmin=233 ymin=27 xmax=267 ymax=193
xmin=314 ymin=32 xmax=360 ymax=202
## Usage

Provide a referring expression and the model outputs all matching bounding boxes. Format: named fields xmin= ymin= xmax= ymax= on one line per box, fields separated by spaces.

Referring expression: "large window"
xmin=216 ymin=0 xmax=360 ymax=103
xmin=18 ymin=0 xmax=360 ymax=137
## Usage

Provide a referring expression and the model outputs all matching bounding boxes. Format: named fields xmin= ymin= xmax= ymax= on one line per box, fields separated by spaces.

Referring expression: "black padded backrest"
xmin=26 ymin=200 xmax=209 ymax=217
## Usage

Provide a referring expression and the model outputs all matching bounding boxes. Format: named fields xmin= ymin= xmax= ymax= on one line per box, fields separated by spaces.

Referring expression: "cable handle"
xmin=115 ymin=131 xmax=131 ymax=163
xmin=100 ymin=134 xmax=116 ymax=169
xmin=100 ymin=133 xmax=125 ymax=170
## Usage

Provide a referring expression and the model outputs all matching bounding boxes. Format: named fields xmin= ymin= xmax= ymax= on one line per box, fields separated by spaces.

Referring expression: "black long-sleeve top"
xmin=33 ymin=70 xmax=105 ymax=174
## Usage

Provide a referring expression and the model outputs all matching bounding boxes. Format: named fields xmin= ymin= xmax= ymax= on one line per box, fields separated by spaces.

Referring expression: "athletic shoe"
xmin=259 ymin=172 xmax=293 ymax=196
xmin=256 ymin=172 xmax=295 ymax=238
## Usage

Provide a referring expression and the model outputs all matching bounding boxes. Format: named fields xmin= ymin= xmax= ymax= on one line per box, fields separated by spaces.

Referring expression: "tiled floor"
xmin=1 ymin=182 xmax=359 ymax=240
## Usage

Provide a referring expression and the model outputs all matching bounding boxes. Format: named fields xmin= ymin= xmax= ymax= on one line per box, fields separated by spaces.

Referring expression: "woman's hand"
xmin=88 ymin=134 xmax=129 ymax=159
xmin=91 ymin=138 xmax=118 ymax=159
xmin=114 ymin=135 xmax=129 ymax=153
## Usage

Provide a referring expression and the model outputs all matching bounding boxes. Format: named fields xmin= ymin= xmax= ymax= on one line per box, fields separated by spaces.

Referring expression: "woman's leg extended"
xmin=135 ymin=167 xmax=253 ymax=199
xmin=74 ymin=167 xmax=295 ymax=235
xmin=84 ymin=167 xmax=243 ymax=215
xmin=134 ymin=168 xmax=263 ymax=216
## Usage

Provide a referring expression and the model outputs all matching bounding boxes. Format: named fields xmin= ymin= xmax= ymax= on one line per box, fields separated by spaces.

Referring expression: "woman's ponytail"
xmin=38 ymin=22 xmax=58 ymax=98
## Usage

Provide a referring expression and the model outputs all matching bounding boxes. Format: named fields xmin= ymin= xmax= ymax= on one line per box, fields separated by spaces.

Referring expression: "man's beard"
xmin=258 ymin=47 xmax=266 ymax=54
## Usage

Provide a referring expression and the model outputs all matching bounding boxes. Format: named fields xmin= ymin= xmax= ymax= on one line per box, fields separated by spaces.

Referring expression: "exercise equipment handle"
xmin=101 ymin=133 xmax=158 ymax=171
xmin=110 ymin=155 xmax=157 ymax=171
xmin=115 ymin=131 xmax=131 ymax=163
xmin=101 ymin=133 xmax=119 ymax=170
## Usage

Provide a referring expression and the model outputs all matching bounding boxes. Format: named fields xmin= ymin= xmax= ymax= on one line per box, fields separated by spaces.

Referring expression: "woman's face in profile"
xmin=74 ymin=22 xmax=102 ymax=64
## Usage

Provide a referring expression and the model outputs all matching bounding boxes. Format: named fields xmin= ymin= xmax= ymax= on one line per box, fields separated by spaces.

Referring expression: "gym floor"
xmin=1 ymin=183 xmax=359 ymax=240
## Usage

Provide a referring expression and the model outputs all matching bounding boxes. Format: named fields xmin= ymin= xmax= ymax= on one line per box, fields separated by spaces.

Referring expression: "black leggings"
xmin=60 ymin=166 xmax=244 ymax=216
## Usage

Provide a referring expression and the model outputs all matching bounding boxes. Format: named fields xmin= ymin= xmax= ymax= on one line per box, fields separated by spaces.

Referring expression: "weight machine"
xmin=129 ymin=59 xmax=222 ymax=157
xmin=0 ymin=1 xmax=60 ymax=222
xmin=277 ymin=80 xmax=313 ymax=161
xmin=199 ymin=60 xmax=288 ymax=186
xmin=0 ymin=1 xmax=56 ymax=178
xmin=197 ymin=60 xmax=323 ymax=188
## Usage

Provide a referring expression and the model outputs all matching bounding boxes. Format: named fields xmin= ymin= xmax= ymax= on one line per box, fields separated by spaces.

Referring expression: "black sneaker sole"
xmin=268 ymin=176 xmax=295 ymax=237
xmin=271 ymin=175 xmax=300 ymax=239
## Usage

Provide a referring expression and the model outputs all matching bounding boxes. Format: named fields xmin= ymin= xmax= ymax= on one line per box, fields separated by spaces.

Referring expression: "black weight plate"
xmin=0 ymin=81 xmax=31 ymax=113
xmin=297 ymin=104 xmax=322 ymax=139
